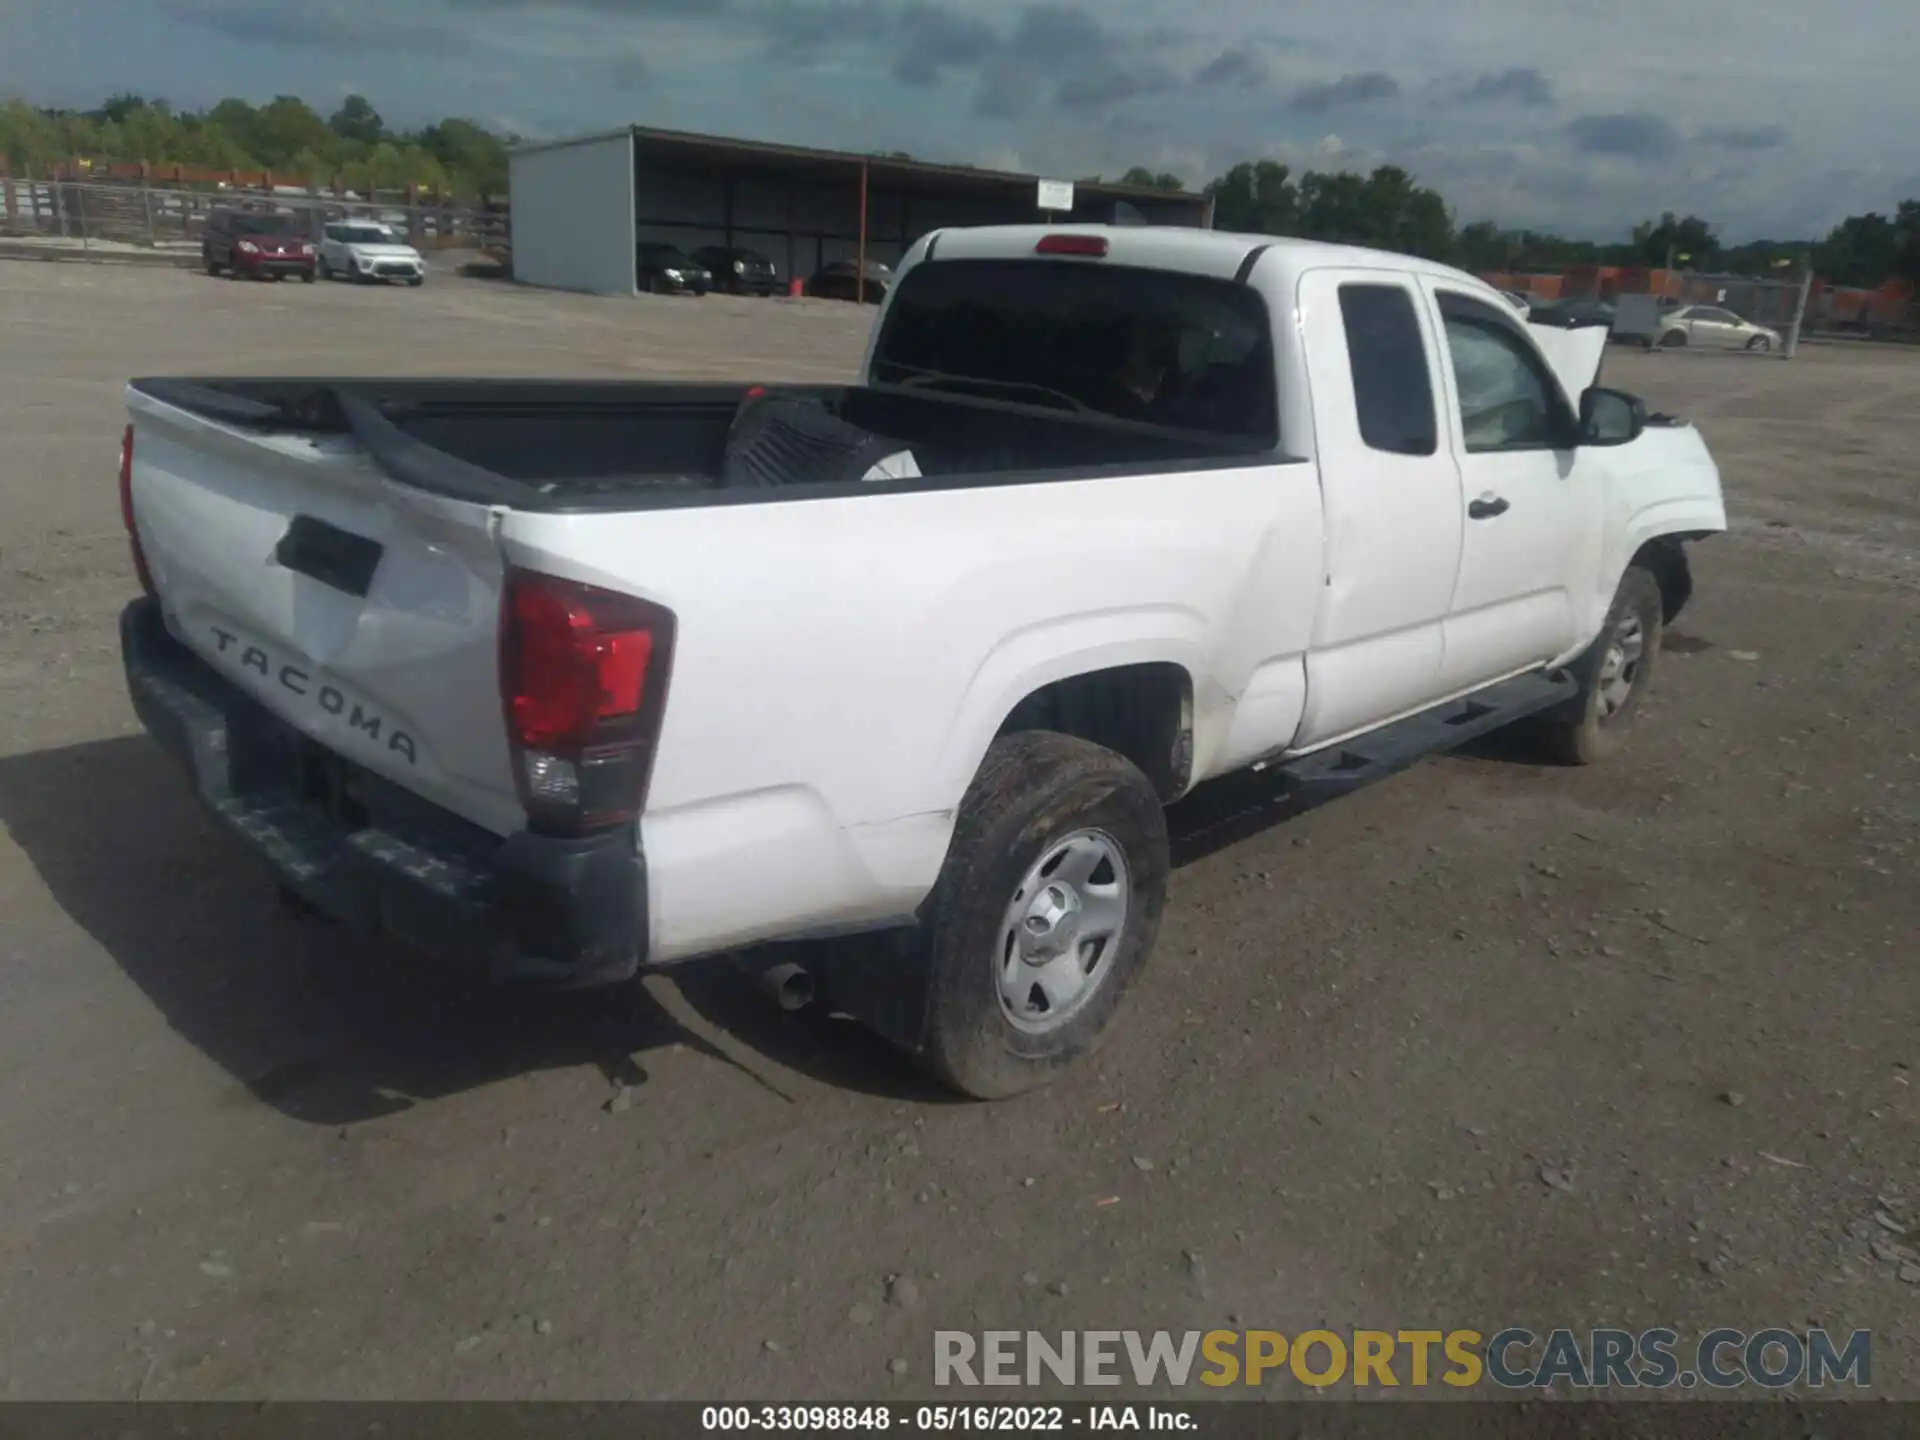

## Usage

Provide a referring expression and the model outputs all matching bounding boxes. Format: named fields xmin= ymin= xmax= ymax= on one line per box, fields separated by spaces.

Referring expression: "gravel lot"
xmin=0 ymin=260 xmax=1915 ymax=1400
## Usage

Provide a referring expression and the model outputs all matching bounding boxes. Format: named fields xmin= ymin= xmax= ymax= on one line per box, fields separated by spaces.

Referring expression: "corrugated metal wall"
xmin=507 ymin=133 xmax=635 ymax=295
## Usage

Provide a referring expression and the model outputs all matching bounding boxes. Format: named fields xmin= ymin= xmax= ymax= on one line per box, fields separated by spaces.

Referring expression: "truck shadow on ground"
xmin=3 ymin=724 xmax=1568 ymax=1123
xmin=1165 ymin=725 xmax=1562 ymax=867
xmin=0 ymin=737 xmax=950 ymax=1126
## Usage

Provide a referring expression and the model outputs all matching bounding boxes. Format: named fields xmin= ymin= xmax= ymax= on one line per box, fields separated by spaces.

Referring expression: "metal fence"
xmin=1667 ymin=274 xmax=1806 ymax=328
xmin=0 ymin=179 xmax=506 ymax=260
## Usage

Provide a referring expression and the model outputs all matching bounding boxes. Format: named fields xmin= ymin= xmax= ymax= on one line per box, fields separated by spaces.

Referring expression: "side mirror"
xmin=1579 ymin=386 xmax=1646 ymax=446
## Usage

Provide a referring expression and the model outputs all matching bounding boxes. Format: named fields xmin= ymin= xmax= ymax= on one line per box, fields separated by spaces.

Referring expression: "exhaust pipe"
xmin=727 ymin=952 xmax=817 ymax=1011
xmin=762 ymin=961 xmax=816 ymax=1012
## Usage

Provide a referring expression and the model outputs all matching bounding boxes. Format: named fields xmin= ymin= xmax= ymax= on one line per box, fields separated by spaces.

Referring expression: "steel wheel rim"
xmin=1597 ymin=612 xmax=1647 ymax=719
xmin=996 ymin=828 xmax=1131 ymax=1034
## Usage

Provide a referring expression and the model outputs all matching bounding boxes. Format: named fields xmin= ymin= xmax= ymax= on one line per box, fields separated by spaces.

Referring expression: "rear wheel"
xmin=914 ymin=731 xmax=1169 ymax=1100
xmin=1658 ymin=330 xmax=1686 ymax=349
xmin=1537 ymin=566 xmax=1664 ymax=766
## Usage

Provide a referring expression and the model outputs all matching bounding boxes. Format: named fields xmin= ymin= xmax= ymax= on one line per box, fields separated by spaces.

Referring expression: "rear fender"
xmin=932 ymin=609 xmax=1214 ymax=815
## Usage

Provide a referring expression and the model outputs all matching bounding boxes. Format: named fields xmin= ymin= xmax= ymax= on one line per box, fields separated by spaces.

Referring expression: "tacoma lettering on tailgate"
xmin=210 ymin=626 xmax=418 ymax=764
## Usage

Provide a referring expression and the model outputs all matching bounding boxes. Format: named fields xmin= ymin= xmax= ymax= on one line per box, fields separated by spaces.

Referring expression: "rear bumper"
xmin=120 ymin=598 xmax=646 ymax=988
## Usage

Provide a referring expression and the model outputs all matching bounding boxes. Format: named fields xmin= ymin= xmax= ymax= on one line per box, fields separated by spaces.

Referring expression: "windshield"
xmin=870 ymin=259 xmax=1277 ymax=445
xmin=642 ymin=245 xmax=692 ymax=266
xmin=238 ymin=213 xmax=299 ymax=236
xmin=338 ymin=225 xmax=393 ymax=244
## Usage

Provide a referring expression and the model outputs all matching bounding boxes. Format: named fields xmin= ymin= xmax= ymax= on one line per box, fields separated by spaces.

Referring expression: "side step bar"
xmin=1169 ymin=671 xmax=1577 ymax=865
xmin=1270 ymin=671 xmax=1578 ymax=804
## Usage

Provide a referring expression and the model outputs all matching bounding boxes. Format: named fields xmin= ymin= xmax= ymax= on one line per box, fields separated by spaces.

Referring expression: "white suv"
xmin=318 ymin=222 xmax=426 ymax=286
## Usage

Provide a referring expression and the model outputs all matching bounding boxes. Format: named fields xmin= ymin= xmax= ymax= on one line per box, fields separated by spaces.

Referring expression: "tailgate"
xmin=125 ymin=383 xmax=522 ymax=837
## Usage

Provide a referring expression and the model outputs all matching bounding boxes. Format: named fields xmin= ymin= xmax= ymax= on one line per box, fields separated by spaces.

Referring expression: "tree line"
xmin=0 ymin=93 xmax=509 ymax=198
xmin=1109 ymin=161 xmax=1920 ymax=290
xmin=4 ymin=91 xmax=1917 ymax=289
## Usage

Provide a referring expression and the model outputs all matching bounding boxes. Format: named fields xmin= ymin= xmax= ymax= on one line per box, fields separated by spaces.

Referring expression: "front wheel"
xmin=914 ymin=732 xmax=1169 ymax=1099
xmin=1746 ymin=335 xmax=1772 ymax=352
xmin=406 ymin=276 xmax=424 ymax=287
xmin=1537 ymin=566 xmax=1664 ymax=766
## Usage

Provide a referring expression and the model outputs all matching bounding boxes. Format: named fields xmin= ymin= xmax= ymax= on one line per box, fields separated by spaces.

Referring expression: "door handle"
xmin=1468 ymin=494 xmax=1510 ymax=520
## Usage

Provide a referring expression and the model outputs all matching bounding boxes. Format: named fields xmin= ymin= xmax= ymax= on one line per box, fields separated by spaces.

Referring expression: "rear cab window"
xmin=869 ymin=259 xmax=1279 ymax=447
xmin=1337 ymin=283 xmax=1437 ymax=456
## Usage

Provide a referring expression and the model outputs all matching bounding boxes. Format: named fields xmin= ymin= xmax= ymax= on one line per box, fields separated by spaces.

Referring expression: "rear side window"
xmin=1337 ymin=284 xmax=1436 ymax=456
xmin=870 ymin=259 xmax=1278 ymax=446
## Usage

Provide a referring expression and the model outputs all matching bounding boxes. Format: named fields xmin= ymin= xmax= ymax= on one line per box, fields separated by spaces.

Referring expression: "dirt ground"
xmin=0 ymin=260 xmax=1914 ymax=1402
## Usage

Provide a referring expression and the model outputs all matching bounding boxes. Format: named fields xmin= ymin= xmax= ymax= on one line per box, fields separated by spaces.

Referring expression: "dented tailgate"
xmin=124 ymin=383 xmax=524 ymax=838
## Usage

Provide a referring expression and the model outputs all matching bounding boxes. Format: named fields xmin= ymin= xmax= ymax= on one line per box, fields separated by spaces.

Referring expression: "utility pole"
xmin=1784 ymin=253 xmax=1813 ymax=358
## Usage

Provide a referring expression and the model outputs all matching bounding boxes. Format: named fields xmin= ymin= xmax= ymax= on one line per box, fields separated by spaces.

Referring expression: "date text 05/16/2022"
xmin=700 ymin=1405 xmax=1191 ymax=1431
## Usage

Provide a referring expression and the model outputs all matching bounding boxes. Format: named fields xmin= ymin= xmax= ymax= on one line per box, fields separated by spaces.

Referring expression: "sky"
xmin=4 ymin=0 xmax=1917 ymax=240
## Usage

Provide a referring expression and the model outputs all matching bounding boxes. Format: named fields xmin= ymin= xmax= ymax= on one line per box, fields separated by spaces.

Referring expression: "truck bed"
xmin=129 ymin=377 xmax=1273 ymax=513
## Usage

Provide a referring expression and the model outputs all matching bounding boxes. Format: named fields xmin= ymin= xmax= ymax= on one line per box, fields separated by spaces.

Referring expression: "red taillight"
xmin=1035 ymin=234 xmax=1109 ymax=257
xmin=500 ymin=568 xmax=674 ymax=831
xmin=119 ymin=423 xmax=156 ymax=597
xmin=118 ymin=424 xmax=134 ymax=527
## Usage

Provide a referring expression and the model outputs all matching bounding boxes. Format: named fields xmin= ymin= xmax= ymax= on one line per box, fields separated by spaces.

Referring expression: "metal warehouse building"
xmin=506 ymin=125 xmax=1213 ymax=297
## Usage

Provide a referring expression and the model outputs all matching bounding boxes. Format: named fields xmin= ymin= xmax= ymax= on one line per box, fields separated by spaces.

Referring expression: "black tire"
xmin=317 ymin=257 xmax=331 ymax=280
xmin=1658 ymin=330 xmax=1686 ymax=348
xmin=203 ymin=251 xmax=220 ymax=276
xmin=407 ymin=276 xmax=424 ymax=287
xmin=915 ymin=731 xmax=1169 ymax=1100
xmin=1537 ymin=566 xmax=1664 ymax=766
xmin=299 ymin=271 xmax=315 ymax=284
xmin=1745 ymin=335 xmax=1771 ymax=352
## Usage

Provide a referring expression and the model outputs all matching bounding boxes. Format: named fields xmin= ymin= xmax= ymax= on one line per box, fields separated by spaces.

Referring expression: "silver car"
xmin=1653 ymin=304 xmax=1781 ymax=352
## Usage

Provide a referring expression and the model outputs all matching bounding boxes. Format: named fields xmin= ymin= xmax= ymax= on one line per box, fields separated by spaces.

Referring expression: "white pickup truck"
xmin=118 ymin=224 xmax=1726 ymax=1098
